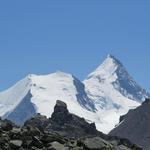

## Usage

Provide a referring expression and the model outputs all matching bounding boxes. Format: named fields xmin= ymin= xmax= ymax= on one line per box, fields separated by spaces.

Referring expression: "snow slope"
xmin=0 ymin=76 xmax=31 ymax=117
xmin=0 ymin=54 xmax=149 ymax=133
xmin=0 ymin=72 xmax=98 ymax=126
xmin=83 ymin=54 xmax=150 ymax=133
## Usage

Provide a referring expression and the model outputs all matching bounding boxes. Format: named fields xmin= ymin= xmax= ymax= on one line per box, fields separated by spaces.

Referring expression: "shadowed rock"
xmin=110 ymin=98 xmax=150 ymax=150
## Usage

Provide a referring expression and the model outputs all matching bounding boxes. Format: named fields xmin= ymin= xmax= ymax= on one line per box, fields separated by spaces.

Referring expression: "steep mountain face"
xmin=109 ymin=99 xmax=150 ymax=150
xmin=0 ymin=54 xmax=149 ymax=134
xmin=83 ymin=54 xmax=149 ymax=133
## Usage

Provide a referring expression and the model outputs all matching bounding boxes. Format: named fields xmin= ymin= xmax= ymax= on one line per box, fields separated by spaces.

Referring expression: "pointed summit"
xmin=107 ymin=54 xmax=115 ymax=59
xmin=84 ymin=54 xmax=150 ymax=103
xmin=87 ymin=54 xmax=124 ymax=81
xmin=103 ymin=54 xmax=124 ymax=69
xmin=84 ymin=54 xmax=150 ymax=133
xmin=107 ymin=54 xmax=118 ymax=59
xmin=106 ymin=54 xmax=123 ymax=66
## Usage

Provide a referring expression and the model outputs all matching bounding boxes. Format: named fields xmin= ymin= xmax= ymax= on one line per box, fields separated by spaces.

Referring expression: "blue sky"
xmin=0 ymin=1 xmax=150 ymax=92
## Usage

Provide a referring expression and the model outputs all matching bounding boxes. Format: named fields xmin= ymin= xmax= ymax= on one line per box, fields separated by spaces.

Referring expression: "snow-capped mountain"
xmin=83 ymin=54 xmax=150 ymax=133
xmin=84 ymin=54 xmax=149 ymax=103
xmin=0 ymin=54 xmax=149 ymax=134
xmin=0 ymin=72 xmax=96 ymax=125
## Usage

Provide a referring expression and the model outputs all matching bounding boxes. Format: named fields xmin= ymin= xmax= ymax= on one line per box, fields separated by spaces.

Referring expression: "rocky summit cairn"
xmin=0 ymin=100 xmax=143 ymax=150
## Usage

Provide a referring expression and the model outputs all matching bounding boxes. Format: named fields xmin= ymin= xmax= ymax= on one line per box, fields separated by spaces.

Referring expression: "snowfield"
xmin=0 ymin=54 xmax=149 ymax=133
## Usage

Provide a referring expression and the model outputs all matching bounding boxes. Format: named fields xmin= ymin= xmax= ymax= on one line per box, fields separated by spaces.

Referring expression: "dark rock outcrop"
xmin=51 ymin=100 xmax=71 ymax=125
xmin=26 ymin=100 xmax=100 ymax=138
xmin=0 ymin=100 xmax=142 ymax=150
xmin=109 ymin=98 xmax=150 ymax=150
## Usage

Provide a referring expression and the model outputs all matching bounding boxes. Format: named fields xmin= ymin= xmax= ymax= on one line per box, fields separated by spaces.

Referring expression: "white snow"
xmin=30 ymin=71 xmax=96 ymax=119
xmin=0 ymin=71 xmax=100 ymax=130
xmin=83 ymin=54 xmax=143 ymax=133
xmin=0 ymin=54 xmax=149 ymax=134
xmin=0 ymin=76 xmax=31 ymax=117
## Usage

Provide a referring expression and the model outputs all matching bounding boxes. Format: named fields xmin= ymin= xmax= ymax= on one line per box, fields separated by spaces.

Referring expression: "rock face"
xmin=25 ymin=100 xmax=99 ymax=138
xmin=109 ymin=99 xmax=150 ymax=150
xmin=0 ymin=100 xmax=142 ymax=150
xmin=51 ymin=100 xmax=71 ymax=125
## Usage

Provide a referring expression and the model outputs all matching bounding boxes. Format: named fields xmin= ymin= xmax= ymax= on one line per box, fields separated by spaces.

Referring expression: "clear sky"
xmin=0 ymin=1 xmax=150 ymax=92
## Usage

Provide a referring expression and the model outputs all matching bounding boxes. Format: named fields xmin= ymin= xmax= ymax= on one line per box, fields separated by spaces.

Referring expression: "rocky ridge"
xmin=0 ymin=100 xmax=142 ymax=150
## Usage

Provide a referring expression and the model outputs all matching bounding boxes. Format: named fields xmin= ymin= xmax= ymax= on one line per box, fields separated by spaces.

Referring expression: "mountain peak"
xmin=106 ymin=54 xmax=123 ymax=67
xmin=85 ymin=54 xmax=150 ymax=104
xmin=87 ymin=54 xmax=124 ymax=81
xmin=107 ymin=54 xmax=115 ymax=59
